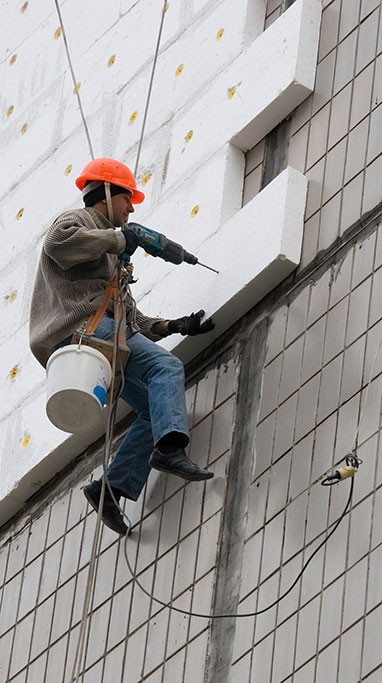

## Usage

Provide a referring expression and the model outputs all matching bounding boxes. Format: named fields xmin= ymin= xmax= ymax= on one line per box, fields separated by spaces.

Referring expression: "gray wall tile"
xmin=367 ymin=104 xmax=382 ymax=164
xmin=316 ymin=640 xmax=339 ymax=683
xmin=342 ymin=556 xmax=368 ymax=630
xmin=363 ymin=154 xmax=382 ymax=214
xmin=295 ymin=375 xmax=320 ymax=442
xmin=322 ymin=138 xmax=347 ymax=204
xmin=356 ymin=10 xmax=379 ymax=74
xmin=366 ymin=544 xmax=382 ymax=611
xmin=344 ymin=116 xmax=369 ymax=183
xmin=323 ymin=299 xmax=348 ymax=364
xmin=350 ymin=62 xmax=375 ymax=130
xmin=361 ymin=605 xmax=382 ymax=677
xmin=339 ymin=0 xmax=360 ymax=41
xmin=318 ymin=192 xmax=341 ymax=251
xmin=318 ymin=0 xmax=341 ymax=61
xmin=285 ymin=288 xmax=310 ymax=346
xmin=345 ymin=277 xmax=372 ymax=345
xmin=328 ymin=83 xmax=352 ymax=149
xmin=307 ymin=270 xmax=331 ymax=327
xmin=272 ymin=394 xmax=298 ymax=462
xmin=294 ymin=595 xmax=321 ymax=669
xmin=279 ymin=337 xmax=304 ymax=403
xmin=312 ymin=50 xmax=336 ymax=115
xmin=271 ymin=614 xmax=297 ymax=682
xmin=348 ymin=496 xmax=373 ymax=566
xmin=307 ymin=104 xmax=330 ymax=169
xmin=338 ymin=620 xmax=363 ymax=683
xmin=301 ymin=316 xmax=326 ymax=384
xmin=340 ymin=172 xmax=364 ymax=235
xmin=334 ymin=31 xmax=357 ymax=94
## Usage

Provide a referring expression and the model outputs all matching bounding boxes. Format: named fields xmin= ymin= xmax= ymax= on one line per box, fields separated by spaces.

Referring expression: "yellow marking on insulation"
xmin=142 ymin=173 xmax=151 ymax=186
xmin=21 ymin=123 xmax=28 ymax=135
xmin=228 ymin=86 xmax=236 ymax=100
xmin=22 ymin=435 xmax=31 ymax=448
xmin=10 ymin=366 xmax=19 ymax=380
xmin=65 ymin=164 xmax=72 ymax=176
xmin=216 ymin=28 xmax=224 ymax=41
xmin=162 ymin=2 xmax=169 ymax=14
xmin=8 ymin=291 xmax=17 ymax=304
xmin=16 ymin=208 xmax=24 ymax=220
xmin=21 ymin=2 xmax=28 ymax=12
xmin=108 ymin=55 xmax=116 ymax=67
xmin=129 ymin=110 xmax=138 ymax=124
xmin=54 ymin=27 xmax=62 ymax=40
xmin=73 ymin=82 xmax=81 ymax=94
xmin=10 ymin=54 xmax=17 ymax=65
xmin=7 ymin=106 xmax=14 ymax=118
xmin=175 ymin=64 xmax=184 ymax=77
xmin=144 ymin=252 xmax=149 ymax=258
xmin=185 ymin=130 xmax=193 ymax=143
xmin=191 ymin=205 xmax=199 ymax=218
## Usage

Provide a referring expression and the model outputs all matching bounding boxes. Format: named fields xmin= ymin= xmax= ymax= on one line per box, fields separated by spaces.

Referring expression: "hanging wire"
xmin=99 ymin=266 xmax=382 ymax=619
xmin=54 ymin=0 xmax=95 ymax=160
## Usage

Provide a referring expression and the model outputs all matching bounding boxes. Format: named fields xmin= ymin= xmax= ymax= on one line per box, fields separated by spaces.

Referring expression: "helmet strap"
xmin=104 ymin=181 xmax=114 ymax=225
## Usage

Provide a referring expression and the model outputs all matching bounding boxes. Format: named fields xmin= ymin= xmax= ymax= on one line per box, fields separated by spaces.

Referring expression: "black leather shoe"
xmin=149 ymin=447 xmax=214 ymax=481
xmin=83 ymin=479 xmax=129 ymax=536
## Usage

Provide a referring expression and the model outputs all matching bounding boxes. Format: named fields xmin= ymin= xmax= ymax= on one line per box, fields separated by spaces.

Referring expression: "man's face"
xmin=110 ymin=190 xmax=135 ymax=226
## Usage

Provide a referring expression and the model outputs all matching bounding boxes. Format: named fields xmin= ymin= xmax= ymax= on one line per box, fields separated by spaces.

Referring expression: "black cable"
xmin=99 ymin=266 xmax=355 ymax=619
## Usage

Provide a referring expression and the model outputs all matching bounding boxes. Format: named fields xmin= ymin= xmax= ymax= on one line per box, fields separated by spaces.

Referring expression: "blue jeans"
xmin=55 ymin=316 xmax=189 ymax=500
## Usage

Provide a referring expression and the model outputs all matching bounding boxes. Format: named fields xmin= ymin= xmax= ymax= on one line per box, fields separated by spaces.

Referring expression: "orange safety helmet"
xmin=75 ymin=158 xmax=145 ymax=204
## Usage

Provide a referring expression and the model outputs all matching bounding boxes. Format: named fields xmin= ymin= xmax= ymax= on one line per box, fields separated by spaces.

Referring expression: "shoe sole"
xmin=150 ymin=462 xmax=214 ymax=481
xmin=83 ymin=487 xmax=129 ymax=536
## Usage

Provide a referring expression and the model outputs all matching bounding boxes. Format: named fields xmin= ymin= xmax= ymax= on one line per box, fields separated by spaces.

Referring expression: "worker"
xmin=29 ymin=158 xmax=214 ymax=535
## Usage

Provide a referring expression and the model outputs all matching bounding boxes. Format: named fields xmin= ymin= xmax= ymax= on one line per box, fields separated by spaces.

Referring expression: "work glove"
xmin=168 ymin=310 xmax=214 ymax=336
xmin=120 ymin=227 xmax=140 ymax=261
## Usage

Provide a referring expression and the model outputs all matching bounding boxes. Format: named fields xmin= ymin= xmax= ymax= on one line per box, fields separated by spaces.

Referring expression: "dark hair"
xmin=83 ymin=181 xmax=131 ymax=207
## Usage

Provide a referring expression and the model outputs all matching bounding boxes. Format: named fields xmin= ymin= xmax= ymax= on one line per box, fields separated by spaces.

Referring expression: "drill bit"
xmin=197 ymin=261 xmax=219 ymax=274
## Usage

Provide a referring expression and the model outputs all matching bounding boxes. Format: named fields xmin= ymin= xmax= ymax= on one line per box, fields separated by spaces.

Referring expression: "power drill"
xmin=125 ymin=222 xmax=219 ymax=274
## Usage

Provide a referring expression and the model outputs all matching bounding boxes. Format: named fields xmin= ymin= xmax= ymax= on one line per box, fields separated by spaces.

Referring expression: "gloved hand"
xmin=120 ymin=228 xmax=140 ymax=261
xmin=168 ymin=310 xmax=214 ymax=336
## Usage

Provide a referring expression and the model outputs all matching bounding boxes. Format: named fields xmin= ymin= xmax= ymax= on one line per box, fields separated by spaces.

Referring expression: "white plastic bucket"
xmin=46 ymin=345 xmax=112 ymax=433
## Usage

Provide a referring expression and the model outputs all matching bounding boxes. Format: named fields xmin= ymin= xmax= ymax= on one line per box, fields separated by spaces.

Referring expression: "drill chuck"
xmin=127 ymin=222 xmax=218 ymax=272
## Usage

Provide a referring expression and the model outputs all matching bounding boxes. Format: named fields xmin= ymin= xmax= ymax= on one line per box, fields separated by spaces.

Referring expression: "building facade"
xmin=0 ymin=0 xmax=381 ymax=681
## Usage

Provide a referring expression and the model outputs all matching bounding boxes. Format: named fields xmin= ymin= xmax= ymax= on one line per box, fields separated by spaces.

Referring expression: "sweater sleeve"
xmin=44 ymin=213 xmax=126 ymax=270
xmin=135 ymin=308 xmax=169 ymax=342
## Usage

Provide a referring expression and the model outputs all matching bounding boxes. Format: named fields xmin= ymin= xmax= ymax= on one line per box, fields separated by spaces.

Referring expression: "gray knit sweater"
xmin=30 ymin=207 xmax=165 ymax=368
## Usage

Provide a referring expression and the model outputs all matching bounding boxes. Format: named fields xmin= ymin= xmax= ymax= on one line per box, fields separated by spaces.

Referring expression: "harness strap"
xmin=85 ymin=268 xmax=127 ymax=344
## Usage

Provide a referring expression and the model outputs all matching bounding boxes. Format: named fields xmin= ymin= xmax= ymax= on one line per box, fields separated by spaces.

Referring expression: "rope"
xmin=54 ymin=0 xmax=95 ymax=160
xmin=61 ymin=1 xmax=169 ymax=676
xmin=134 ymin=0 xmax=168 ymax=178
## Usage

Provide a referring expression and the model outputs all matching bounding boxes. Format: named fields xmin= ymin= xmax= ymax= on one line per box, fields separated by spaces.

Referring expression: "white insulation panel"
xmin=0 ymin=0 xmax=321 ymax=523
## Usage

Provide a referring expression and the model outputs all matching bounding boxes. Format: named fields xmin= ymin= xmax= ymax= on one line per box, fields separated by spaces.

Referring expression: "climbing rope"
xmin=54 ymin=0 xmax=95 ymax=160
xmin=56 ymin=0 xmax=169 ymax=678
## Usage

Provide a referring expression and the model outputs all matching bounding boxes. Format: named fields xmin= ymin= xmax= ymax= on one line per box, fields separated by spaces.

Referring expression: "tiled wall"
xmin=230 ymin=218 xmax=382 ymax=681
xmin=244 ymin=0 xmax=381 ymax=271
xmin=0 ymin=355 xmax=239 ymax=682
